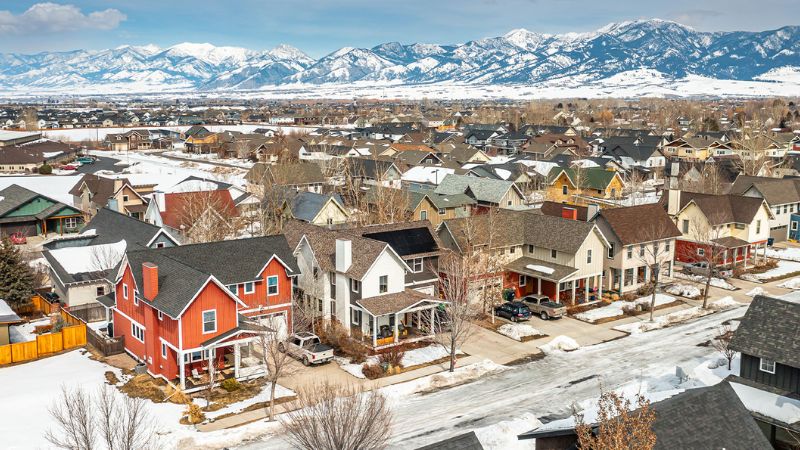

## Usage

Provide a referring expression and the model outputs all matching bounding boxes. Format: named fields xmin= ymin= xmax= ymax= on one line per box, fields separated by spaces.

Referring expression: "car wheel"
xmin=541 ymin=312 xmax=549 ymax=320
xmin=303 ymin=357 xmax=310 ymax=367
xmin=278 ymin=343 xmax=285 ymax=353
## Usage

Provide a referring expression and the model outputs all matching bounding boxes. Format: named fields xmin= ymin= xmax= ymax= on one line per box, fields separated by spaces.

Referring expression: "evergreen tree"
xmin=0 ymin=237 xmax=33 ymax=308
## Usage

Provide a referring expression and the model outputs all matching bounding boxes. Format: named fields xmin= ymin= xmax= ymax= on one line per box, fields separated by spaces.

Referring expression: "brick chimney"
xmin=142 ymin=262 xmax=158 ymax=301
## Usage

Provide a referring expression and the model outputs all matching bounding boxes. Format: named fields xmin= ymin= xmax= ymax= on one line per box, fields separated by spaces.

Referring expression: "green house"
xmin=0 ymin=184 xmax=84 ymax=237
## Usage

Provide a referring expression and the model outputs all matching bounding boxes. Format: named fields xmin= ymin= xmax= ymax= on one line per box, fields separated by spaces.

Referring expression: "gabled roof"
xmin=675 ymin=191 xmax=769 ymax=225
xmin=0 ymin=184 xmax=80 ymax=219
xmin=730 ymin=295 xmax=800 ymax=369
xmin=347 ymin=157 xmax=399 ymax=179
xmin=283 ymin=191 xmax=346 ymax=223
xmin=81 ymin=207 xmax=177 ymax=248
xmin=729 ymin=176 xmax=800 ymax=206
xmin=598 ymin=204 xmax=682 ymax=245
xmin=245 ymin=162 xmax=325 ymax=186
xmin=123 ymin=235 xmax=298 ymax=318
xmin=547 ymin=167 xmax=622 ymax=191
xmin=357 ymin=220 xmax=444 ymax=258
xmin=434 ymin=174 xmax=519 ymax=204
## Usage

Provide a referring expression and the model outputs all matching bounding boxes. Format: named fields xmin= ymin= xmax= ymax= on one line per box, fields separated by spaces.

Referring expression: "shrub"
xmin=38 ymin=163 xmax=52 ymax=175
xmin=362 ymin=364 xmax=384 ymax=379
xmin=52 ymin=316 xmax=65 ymax=333
xmin=377 ymin=347 xmax=405 ymax=368
xmin=184 ymin=401 xmax=205 ymax=424
xmin=220 ymin=378 xmax=241 ymax=392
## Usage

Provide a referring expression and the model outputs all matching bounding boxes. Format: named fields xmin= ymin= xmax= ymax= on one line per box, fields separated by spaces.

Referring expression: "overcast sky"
xmin=1 ymin=1 xmax=798 ymax=57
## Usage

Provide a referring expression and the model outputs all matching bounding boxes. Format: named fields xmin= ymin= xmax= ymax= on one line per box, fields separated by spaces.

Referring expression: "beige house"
xmin=281 ymin=191 xmax=349 ymax=226
xmin=70 ymin=174 xmax=148 ymax=220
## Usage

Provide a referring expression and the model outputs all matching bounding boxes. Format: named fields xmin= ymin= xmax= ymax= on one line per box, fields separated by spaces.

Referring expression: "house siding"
xmin=740 ymin=353 xmax=800 ymax=395
xmin=181 ymin=282 xmax=239 ymax=350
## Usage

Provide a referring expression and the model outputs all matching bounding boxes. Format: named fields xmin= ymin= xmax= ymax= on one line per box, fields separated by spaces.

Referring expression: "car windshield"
xmin=310 ymin=337 xmax=321 ymax=345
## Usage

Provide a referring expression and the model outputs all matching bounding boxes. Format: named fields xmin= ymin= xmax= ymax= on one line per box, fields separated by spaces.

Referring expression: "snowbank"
xmin=9 ymin=318 xmax=51 ymax=343
xmin=205 ymin=384 xmax=295 ymax=419
xmin=765 ymin=247 xmax=800 ymax=262
xmin=745 ymin=287 xmax=768 ymax=297
xmin=664 ymin=283 xmax=701 ymax=299
xmin=538 ymin=335 xmax=580 ymax=354
xmin=674 ymin=272 xmax=737 ymax=290
xmin=613 ymin=297 xmax=743 ymax=334
xmin=47 ymin=240 xmax=127 ymax=274
xmin=573 ymin=293 xmax=676 ymax=323
xmin=744 ymin=260 xmax=800 ymax=281
xmin=401 ymin=345 xmax=452 ymax=367
xmin=497 ymin=323 xmax=543 ymax=341
xmin=472 ymin=412 xmax=540 ymax=450
xmin=382 ymin=359 xmax=507 ymax=398
xmin=779 ymin=277 xmax=800 ymax=290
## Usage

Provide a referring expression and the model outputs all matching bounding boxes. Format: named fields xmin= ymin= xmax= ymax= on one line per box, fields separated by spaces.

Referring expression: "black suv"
xmin=494 ymin=301 xmax=533 ymax=322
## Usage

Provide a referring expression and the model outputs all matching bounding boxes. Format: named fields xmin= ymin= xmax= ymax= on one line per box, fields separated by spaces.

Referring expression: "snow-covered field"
xmin=573 ymin=293 xmax=676 ymax=323
xmin=613 ymin=297 xmax=743 ymax=334
xmin=497 ymin=323 xmax=543 ymax=342
xmin=765 ymin=247 xmax=800 ymax=262
xmin=42 ymin=124 xmax=314 ymax=143
xmin=674 ymin=272 xmax=737 ymax=290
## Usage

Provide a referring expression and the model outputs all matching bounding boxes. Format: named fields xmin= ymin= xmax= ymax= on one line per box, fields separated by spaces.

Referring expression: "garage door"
xmin=259 ymin=312 xmax=288 ymax=340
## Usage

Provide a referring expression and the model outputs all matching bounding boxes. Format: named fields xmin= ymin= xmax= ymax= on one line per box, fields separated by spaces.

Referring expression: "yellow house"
xmin=662 ymin=137 xmax=714 ymax=160
xmin=282 ymin=191 xmax=350 ymax=226
xmin=408 ymin=191 xmax=475 ymax=227
xmin=546 ymin=167 xmax=625 ymax=205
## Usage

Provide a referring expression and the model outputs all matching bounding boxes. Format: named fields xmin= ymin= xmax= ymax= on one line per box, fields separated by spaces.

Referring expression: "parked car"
xmin=683 ymin=262 xmax=724 ymax=277
xmin=61 ymin=164 xmax=77 ymax=171
xmin=42 ymin=291 xmax=60 ymax=303
xmin=494 ymin=301 xmax=532 ymax=322
xmin=521 ymin=294 xmax=567 ymax=320
xmin=278 ymin=332 xmax=334 ymax=366
xmin=76 ymin=157 xmax=95 ymax=165
xmin=8 ymin=232 xmax=26 ymax=245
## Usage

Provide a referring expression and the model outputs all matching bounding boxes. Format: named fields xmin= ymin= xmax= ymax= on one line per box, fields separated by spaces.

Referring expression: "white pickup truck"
xmin=278 ymin=332 xmax=334 ymax=366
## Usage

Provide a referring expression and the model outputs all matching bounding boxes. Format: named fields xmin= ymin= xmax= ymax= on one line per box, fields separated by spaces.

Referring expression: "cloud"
xmin=0 ymin=3 xmax=126 ymax=34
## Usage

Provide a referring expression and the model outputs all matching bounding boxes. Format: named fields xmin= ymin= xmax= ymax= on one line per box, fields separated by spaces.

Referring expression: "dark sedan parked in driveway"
xmin=494 ymin=301 xmax=532 ymax=322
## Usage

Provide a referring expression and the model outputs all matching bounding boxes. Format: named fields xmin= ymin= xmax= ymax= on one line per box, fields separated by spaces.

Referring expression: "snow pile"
xmin=574 ymin=293 xmax=676 ymax=323
xmin=613 ymin=297 xmax=742 ymax=334
xmin=674 ymin=272 xmax=737 ymax=290
xmin=9 ymin=318 xmax=51 ymax=343
xmin=730 ymin=382 xmax=800 ymax=425
xmin=382 ymin=359 xmax=508 ymax=398
xmin=401 ymin=166 xmax=454 ymax=185
xmin=334 ymin=356 xmax=374 ymax=379
xmin=746 ymin=287 xmax=768 ymax=297
xmin=538 ymin=335 xmax=580 ymax=354
xmin=497 ymin=323 xmax=543 ymax=341
xmin=205 ymin=384 xmax=295 ymax=419
xmin=401 ymin=345 xmax=453 ymax=367
xmin=525 ymin=264 xmax=554 ymax=275
xmin=47 ymin=240 xmax=127 ymax=274
xmin=664 ymin=283 xmax=701 ymax=299
xmin=779 ymin=277 xmax=800 ymax=290
xmin=765 ymin=247 xmax=800 ymax=262
xmin=472 ymin=412 xmax=540 ymax=450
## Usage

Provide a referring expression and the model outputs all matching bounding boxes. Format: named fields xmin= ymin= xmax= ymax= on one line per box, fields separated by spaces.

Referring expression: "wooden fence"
xmin=0 ymin=295 xmax=87 ymax=366
xmin=86 ymin=327 xmax=125 ymax=356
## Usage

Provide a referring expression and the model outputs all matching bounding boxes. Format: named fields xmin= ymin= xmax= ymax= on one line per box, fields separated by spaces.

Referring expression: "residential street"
xmin=239 ymin=305 xmax=746 ymax=449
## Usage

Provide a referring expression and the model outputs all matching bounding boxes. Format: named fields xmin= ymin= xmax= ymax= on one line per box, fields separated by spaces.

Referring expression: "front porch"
xmin=504 ymin=257 xmax=602 ymax=306
xmin=351 ymin=289 xmax=445 ymax=350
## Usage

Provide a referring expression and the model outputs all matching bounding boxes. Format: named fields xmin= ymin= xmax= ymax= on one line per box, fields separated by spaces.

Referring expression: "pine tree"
xmin=0 ymin=237 xmax=33 ymax=308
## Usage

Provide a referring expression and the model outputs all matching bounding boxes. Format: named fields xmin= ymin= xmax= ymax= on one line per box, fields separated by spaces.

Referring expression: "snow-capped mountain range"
xmin=1 ymin=19 xmax=799 ymax=97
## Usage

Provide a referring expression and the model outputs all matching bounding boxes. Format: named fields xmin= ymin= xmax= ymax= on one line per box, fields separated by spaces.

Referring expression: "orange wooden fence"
xmin=0 ymin=296 xmax=87 ymax=365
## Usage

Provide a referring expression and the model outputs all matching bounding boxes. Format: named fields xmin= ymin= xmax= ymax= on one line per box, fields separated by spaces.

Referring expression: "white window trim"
xmin=351 ymin=278 xmax=361 ymax=293
xmin=161 ymin=342 xmax=167 ymax=358
xmin=244 ymin=281 xmax=255 ymax=294
xmin=158 ymin=311 xmax=163 ymax=321
xmin=202 ymin=309 xmax=217 ymax=334
xmin=267 ymin=275 xmax=279 ymax=296
xmin=759 ymin=357 xmax=776 ymax=374
xmin=123 ymin=284 xmax=129 ymax=300
xmin=697 ymin=248 xmax=705 ymax=257
xmin=587 ymin=249 xmax=592 ymax=264
xmin=379 ymin=275 xmax=388 ymax=294
xmin=519 ymin=275 xmax=527 ymax=287
xmin=411 ymin=257 xmax=424 ymax=273
xmin=131 ymin=322 xmax=144 ymax=343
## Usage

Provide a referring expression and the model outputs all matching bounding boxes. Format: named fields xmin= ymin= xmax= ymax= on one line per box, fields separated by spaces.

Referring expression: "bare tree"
xmin=574 ymin=390 xmax=657 ymax=450
xmin=281 ymin=382 xmax=392 ymax=450
xmin=205 ymin=350 xmax=217 ymax=409
xmin=633 ymin=223 xmax=676 ymax=321
xmin=711 ymin=324 xmax=737 ymax=370
xmin=680 ymin=213 xmax=727 ymax=308
xmin=259 ymin=330 xmax=294 ymax=422
xmin=176 ymin=191 xmax=237 ymax=243
xmin=46 ymin=386 xmax=96 ymax=450
xmin=433 ymin=251 xmax=479 ymax=372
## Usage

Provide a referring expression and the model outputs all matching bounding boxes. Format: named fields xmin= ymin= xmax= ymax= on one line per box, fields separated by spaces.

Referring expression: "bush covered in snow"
xmin=497 ymin=323 xmax=544 ymax=342
xmin=538 ymin=335 xmax=580 ymax=354
xmin=664 ymin=283 xmax=701 ymax=299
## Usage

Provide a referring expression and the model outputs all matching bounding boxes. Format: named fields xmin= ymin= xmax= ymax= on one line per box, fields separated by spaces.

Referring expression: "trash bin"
xmin=134 ymin=363 xmax=147 ymax=375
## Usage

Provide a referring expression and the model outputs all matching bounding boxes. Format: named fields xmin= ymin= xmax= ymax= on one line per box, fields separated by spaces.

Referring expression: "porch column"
xmin=537 ymin=277 xmax=541 ymax=295
xmin=571 ymin=282 xmax=576 ymax=305
xmin=723 ymin=250 xmax=728 ymax=267
xmin=429 ymin=307 xmax=436 ymax=336
xmin=584 ymin=278 xmax=590 ymax=303
xmin=596 ymin=274 xmax=602 ymax=300
xmin=742 ymin=247 xmax=748 ymax=269
xmin=59 ymin=217 xmax=63 ymax=235
xmin=763 ymin=244 xmax=768 ymax=264
xmin=179 ymin=351 xmax=186 ymax=390
xmin=234 ymin=343 xmax=241 ymax=379
xmin=619 ymin=269 xmax=625 ymax=292
xmin=207 ymin=348 xmax=214 ymax=387
xmin=393 ymin=313 xmax=399 ymax=343
xmin=669 ymin=260 xmax=674 ymax=278
xmin=372 ymin=316 xmax=377 ymax=348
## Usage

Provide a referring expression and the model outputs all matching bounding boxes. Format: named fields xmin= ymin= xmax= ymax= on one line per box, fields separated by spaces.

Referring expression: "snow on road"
xmin=241 ymin=306 xmax=746 ymax=449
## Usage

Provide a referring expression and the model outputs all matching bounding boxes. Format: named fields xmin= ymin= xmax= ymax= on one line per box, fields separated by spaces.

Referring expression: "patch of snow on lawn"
xmin=538 ymin=335 xmax=580 ymax=354
xmin=779 ymin=277 xmax=800 ymax=289
xmin=473 ymin=412 xmax=540 ymax=450
xmin=674 ymin=272 xmax=737 ymax=290
xmin=497 ymin=323 xmax=543 ymax=341
xmin=573 ymin=293 xmax=676 ymax=323
xmin=382 ymin=359 xmax=507 ymax=399
xmin=205 ymin=384 xmax=295 ymax=420
xmin=766 ymin=247 xmax=800 ymax=262
xmin=401 ymin=345 xmax=452 ymax=367
xmin=746 ymin=287 xmax=768 ymax=297
xmin=747 ymin=260 xmax=800 ymax=281
xmin=664 ymin=283 xmax=701 ymax=299
xmin=613 ymin=297 xmax=743 ymax=334
xmin=334 ymin=356 xmax=375 ymax=379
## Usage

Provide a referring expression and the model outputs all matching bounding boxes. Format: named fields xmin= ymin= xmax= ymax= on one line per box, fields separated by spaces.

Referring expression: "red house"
xmin=110 ymin=235 xmax=298 ymax=391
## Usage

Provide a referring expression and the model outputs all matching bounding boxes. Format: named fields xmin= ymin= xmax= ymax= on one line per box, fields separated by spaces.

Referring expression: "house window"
xmin=161 ymin=342 xmax=167 ymax=358
xmin=123 ymin=195 xmax=129 ymax=202
xmin=64 ymin=217 xmax=78 ymax=229
xmin=420 ymin=210 xmax=428 ymax=220
xmin=330 ymin=272 xmax=336 ymax=285
xmin=327 ymin=218 xmax=334 ymax=225
xmin=627 ymin=246 xmax=633 ymax=259
xmin=185 ymin=351 xmax=207 ymax=363
xmin=587 ymin=249 xmax=592 ymax=264
xmin=551 ymin=249 xmax=557 ymax=259
xmin=528 ymin=244 xmax=534 ymax=253
xmin=507 ymin=200 xmax=512 ymax=206
xmin=756 ymin=220 xmax=761 ymax=234
xmin=351 ymin=279 xmax=361 ymax=293
xmin=330 ymin=301 xmax=336 ymax=316
xmin=682 ymin=220 xmax=689 ymax=233
xmin=697 ymin=248 xmax=705 ymax=257
xmin=155 ymin=242 xmax=165 ymax=248
xmin=379 ymin=275 xmax=388 ymax=294
xmin=665 ymin=241 xmax=671 ymax=252
xmin=562 ymin=185 xmax=568 ymax=195
xmin=267 ymin=276 xmax=278 ymax=296
xmin=244 ymin=282 xmax=255 ymax=294
xmin=519 ymin=275 xmax=527 ymax=286
xmin=792 ymin=221 xmax=798 ymax=231
xmin=96 ymin=286 xmax=105 ymax=297
xmin=735 ymin=223 xmax=745 ymax=230
xmin=639 ymin=244 xmax=645 ymax=257
xmin=158 ymin=311 xmax=163 ymax=321
xmin=510 ymin=246 xmax=516 ymax=254
xmin=759 ymin=358 xmax=776 ymax=374
xmin=438 ymin=208 xmax=446 ymax=215
xmin=122 ymin=284 xmax=129 ymax=300
xmin=411 ymin=258 xmax=423 ymax=273
xmin=608 ymin=243 xmax=614 ymax=259
xmin=351 ymin=309 xmax=361 ymax=325
xmin=227 ymin=284 xmax=237 ymax=293
xmin=202 ymin=310 xmax=217 ymax=334
xmin=318 ymin=299 xmax=323 ymax=312
xmin=131 ymin=323 xmax=144 ymax=343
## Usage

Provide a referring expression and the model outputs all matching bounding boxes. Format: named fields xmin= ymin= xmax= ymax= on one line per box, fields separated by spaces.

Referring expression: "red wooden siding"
xmin=181 ymin=281 xmax=240 ymax=350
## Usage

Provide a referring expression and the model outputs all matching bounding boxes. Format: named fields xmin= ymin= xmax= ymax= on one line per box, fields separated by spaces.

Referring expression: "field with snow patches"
xmin=335 ymin=345 xmax=459 ymax=378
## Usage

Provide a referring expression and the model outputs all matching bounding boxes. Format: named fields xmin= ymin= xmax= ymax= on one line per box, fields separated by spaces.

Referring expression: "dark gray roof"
xmin=730 ymin=295 xmax=800 ymax=368
xmin=284 ymin=191 xmax=345 ymax=223
xmin=435 ymin=174 xmax=518 ymax=204
xmin=125 ymin=235 xmax=299 ymax=318
xmin=0 ymin=184 xmax=55 ymax=217
xmin=416 ymin=431 xmax=483 ymax=450
xmin=602 ymin=136 xmax=661 ymax=162
xmin=83 ymin=208 xmax=176 ymax=248
xmin=96 ymin=292 xmax=115 ymax=308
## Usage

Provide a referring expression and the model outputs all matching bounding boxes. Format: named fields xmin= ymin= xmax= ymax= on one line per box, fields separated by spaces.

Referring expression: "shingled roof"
xmin=730 ymin=295 xmax=800 ymax=369
xmin=124 ymin=235 xmax=298 ymax=318
xmin=677 ymin=191 xmax=768 ymax=225
xmin=598 ymin=204 xmax=682 ymax=246
xmin=434 ymin=174 xmax=519 ymax=204
xmin=730 ymin=177 xmax=800 ymax=206
xmin=82 ymin=208 xmax=176 ymax=248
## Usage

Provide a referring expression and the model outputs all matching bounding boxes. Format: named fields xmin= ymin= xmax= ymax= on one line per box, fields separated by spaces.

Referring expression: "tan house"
xmin=546 ymin=167 xmax=625 ymax=205
xmin=245 ymin=162 xmax=326 ymax=195
xmin=434 ymin=174 xmax=525 ymax=210
xmin=406 ymin=189 xmax=475 ymax=227
xmin=281 ymin=191 xmax=349 ymax=226
xmin=69 ymin=174 xmax=148 ymax=220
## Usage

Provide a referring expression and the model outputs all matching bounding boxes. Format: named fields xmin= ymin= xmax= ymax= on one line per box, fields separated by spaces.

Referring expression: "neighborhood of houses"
xmin=0 ymin=101 xmax=799 ymax=450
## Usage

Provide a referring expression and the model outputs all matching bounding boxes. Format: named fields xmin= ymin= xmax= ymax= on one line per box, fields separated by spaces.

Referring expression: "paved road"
xmin=76 ymin=156 xmax=127 ymax=174
xmin=239 ymin=306 xmax=745 ymax=449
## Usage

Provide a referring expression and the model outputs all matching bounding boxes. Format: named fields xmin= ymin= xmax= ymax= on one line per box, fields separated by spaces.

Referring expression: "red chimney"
xmin=142 ymin=262 xmax=159 ymax=301
xmin=561 ymin=207 xmax=578 ymax=221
